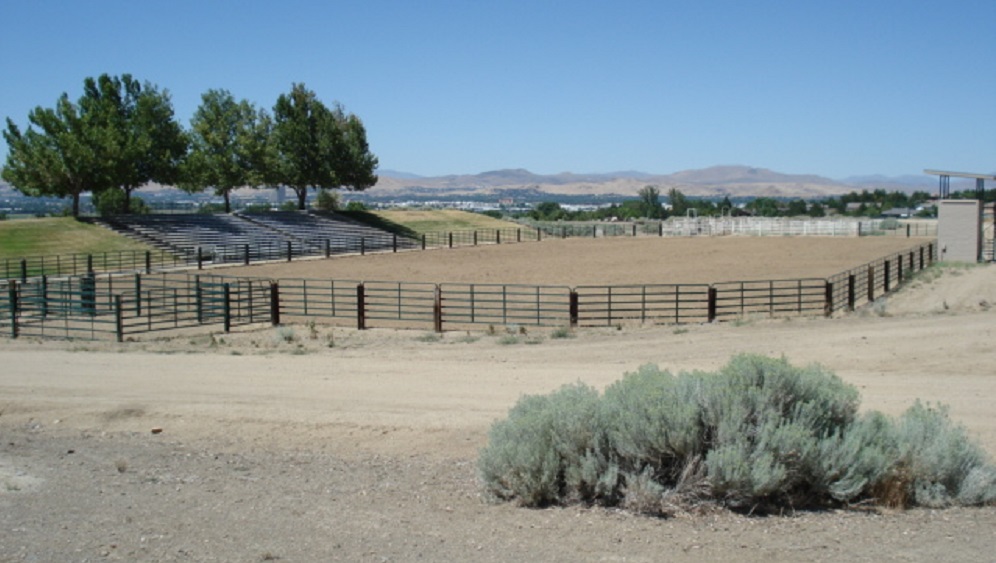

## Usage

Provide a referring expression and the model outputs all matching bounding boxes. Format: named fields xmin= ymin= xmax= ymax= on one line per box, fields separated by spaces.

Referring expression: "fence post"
xmin=134 ymin=274 xmax=142 ymax=317
xmin=906 ymin=224 xmax=911 ymax=238
xmin=867 ymin=266 xmax=875 ymax=302
xmin=496 ymin=229 xmax=501 ymax=245
xmin=569 ymin=290 xmax=579 ymax=327
xmin=707 ymin=287 xmax=718 ymax=322
xmin=448 ymin=233 xmax=453 ymax=249
xmin=824 ymin=281 xmax=833 ymax=317
xmin=145 ymin=250 xmax=152 ymax=274
xmin=8 ymin=281 xmax=18 ymax=338
xmin=269 ymin=282 xmax=280 ymax=326
xmin=897 ymin=256 xmax=903 ymax=284
xmin=86 ymin=254 xmax=94 ymax=275
xmin=325 ymin=239 xmax=331 ymax=258
xmin=286 ymin=241 xmax=293 ymax=262
xmin=848 ymin=274 xmax=856 ymax=311
xmin=433 ymin=285 xmax=443 ymax=333
xmin=245 ymin=244 xmax=251 ymax=265
xmin=884 ymin=260 xmax=891 ymax=293
xmin=537 ymin=227 xmax=541 ymax=242
xmin=632 ymin=224 xmax=637 ymax=237
xmin=473 ymin=231 xmax=478 ymax=246
xmin=517 ymin=228 xmax=521 ymax=243
xmin=195 ymin=275 xmax=203 ymax=324
xmin=421 ymin=234 xmax=426 ymax=250
xmin=196 ymin=247 xmax=203 ymax=270
xmin=356 ymin=283 xmax=366 ymax=330
xmin=114 ymin=294 xmax=123 ymax=343
xmin=223 ymin=283 xmax=231 ymax=333
xmin=659 ymin=222 xmax=664 ymax=237
xmin=20 ymin=258 xmax=27 ymax=281
xmin=393 ymin=234 xmax=398 ymax=253
xmin=561 ymin=226 xmax=567 ymax=239
xmin=919 ymin=246 xmax=925 ymax=270
xmin=39 ymin=275 xmax=48 ymax=318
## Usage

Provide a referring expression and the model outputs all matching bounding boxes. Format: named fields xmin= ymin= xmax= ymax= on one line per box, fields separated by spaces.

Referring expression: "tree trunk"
xmin=123 ymin=187 xmax=132 ymax=214
xmin=71 ymin=193 xmax=80 ymax=217
xmin=295 ymin=187 xmax=307 ymax=210
xmin=224 ymin=191 xmax=231 ymax=213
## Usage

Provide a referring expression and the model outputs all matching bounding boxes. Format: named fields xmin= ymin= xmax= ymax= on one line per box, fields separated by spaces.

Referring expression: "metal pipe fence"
xmin=0 ymin=241 xmax=936 ymax=341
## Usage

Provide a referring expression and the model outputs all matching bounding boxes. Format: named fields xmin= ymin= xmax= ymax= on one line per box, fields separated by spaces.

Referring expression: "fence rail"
xmin=0 ymin=241 xmax=936 ymax=341
xmin=3 ymin=217 xmax=940 ymax=280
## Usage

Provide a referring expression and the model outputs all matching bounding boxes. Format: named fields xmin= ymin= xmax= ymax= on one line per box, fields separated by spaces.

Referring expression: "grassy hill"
xmin=0 ymin=217 xmax=153 ymax=261
xmin=372 ymin=209 xmax=519 ymax=234
xmin=0 ymin=211 xmax=518 ymax=262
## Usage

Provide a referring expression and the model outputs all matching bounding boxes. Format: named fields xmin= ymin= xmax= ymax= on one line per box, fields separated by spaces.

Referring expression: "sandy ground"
xmin=218 ymin=236 xmax=928 ymax=285
xmin=2 ymin=241 xmax=996 ymax=561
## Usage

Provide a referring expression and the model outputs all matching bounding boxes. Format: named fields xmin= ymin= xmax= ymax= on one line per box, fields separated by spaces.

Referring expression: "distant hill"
xmin=2 ymin=168 xmax=965 ymax=203
xmin=374 ymin=165 xmax=858 ymax=199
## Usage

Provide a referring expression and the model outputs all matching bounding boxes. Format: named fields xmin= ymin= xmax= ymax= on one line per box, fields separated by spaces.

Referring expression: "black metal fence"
xmin=0 ymin=241 xmax=936 ymax=341
xmin=2 ymin=217 xmax=943 ymax=281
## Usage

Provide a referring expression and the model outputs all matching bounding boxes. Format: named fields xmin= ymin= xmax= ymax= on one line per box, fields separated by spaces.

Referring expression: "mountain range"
xmin=373 ymin=165 xmax=952 ymax=199
xmin=0 ymin=165 xmax=968 ymax=201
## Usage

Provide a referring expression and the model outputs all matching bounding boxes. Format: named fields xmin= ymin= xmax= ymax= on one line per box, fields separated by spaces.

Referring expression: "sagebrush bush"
xmin=478 ymin=382 xmax=612 ymax=506
xmin=478 ymin=354 xmax=996 ymax=514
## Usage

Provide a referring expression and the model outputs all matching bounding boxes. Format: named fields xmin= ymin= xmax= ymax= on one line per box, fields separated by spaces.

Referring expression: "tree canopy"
xmin=3 ymin=77 xmax=378 ymax=216
xmin=181 ymin=89 xmax=270 ymax=212
xmin=2 ymin=74 xmax=187 ymax=216
xmin=269 ymin=83 xmax=378 ymax=210
xmin=80 ymin=74 xmax=187 ymax=213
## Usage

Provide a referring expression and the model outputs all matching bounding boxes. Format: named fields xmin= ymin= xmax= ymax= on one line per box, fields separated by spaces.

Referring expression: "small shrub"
xmin=415 ymin=332 xmax=442 ymax=343
xmin=454 ymin=333 xmax=480 ymax=344
xmin=479 ymin=383 xmax=608 ymax=506
xmin=478 ymin=354 xmax=996 ymax=515
xmin=498 ymin=335 xmax=519 ymax=345
xmin=273 ymin=326 xmax=296 ymax=344
xmin=891 ymin=401 xmax=994 ymax=507
xmin=550 ymin=326 xmax=575 ymax=339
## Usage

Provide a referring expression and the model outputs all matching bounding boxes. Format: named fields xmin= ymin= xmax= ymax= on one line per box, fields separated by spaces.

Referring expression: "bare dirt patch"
xmin=1 ymin=248 xmax=994 ymax=562
xmin=218 ymin=236 xmax=927 ymax=285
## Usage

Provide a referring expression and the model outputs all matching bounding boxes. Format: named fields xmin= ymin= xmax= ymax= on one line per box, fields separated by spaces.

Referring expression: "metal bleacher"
xmin=97 ymin=211 xmax=415 ymax=265
xmin=237 ymin=211 xmax=416 ymax=254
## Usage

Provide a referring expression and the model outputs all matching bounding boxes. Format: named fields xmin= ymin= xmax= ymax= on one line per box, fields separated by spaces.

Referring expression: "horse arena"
xmin=3 ymin=229 xmax=996 ymax=561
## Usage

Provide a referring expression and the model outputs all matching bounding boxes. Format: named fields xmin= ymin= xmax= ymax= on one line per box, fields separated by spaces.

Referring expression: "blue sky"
xmin=1 ymin=0 xmax=993 ymax=179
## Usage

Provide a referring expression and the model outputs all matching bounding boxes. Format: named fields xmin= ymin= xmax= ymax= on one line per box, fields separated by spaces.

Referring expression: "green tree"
xmin=786 ymin=199 xmax=809 ymax=216
xmin=747 ymin=197 xmax=781 ymax=217
xmin=314 ymin=188 xmax=340 ymax=211
xmin=269 ymin=83 xmax=378 ymax=210
xmin=530 ymin=201 xmax=564 ymax=221
xmin=3 ymin=90 xmax=109 ymax=217
xmin=718 ymin=195 xmax=734 ymax=215
xmin=81 ymin=74 xmax=188 ymax=213
xmin=636 ymin=185 xmax=664 ymax=219
xmin=182 ymin=89 xmax=270 ymax=213
xmin=667 ymin=188 xmax=689 ymax=216
xmin=808 ymin=202 xmax=826 ymax=218
xmin=94 ymin=188 xmax=150 ymax=216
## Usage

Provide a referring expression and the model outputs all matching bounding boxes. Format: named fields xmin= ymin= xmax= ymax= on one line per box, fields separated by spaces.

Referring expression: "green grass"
xmin=0 ymin=217 xmax=153 ymax=261
xmin=373 ymin=209 xmax=520 ymax=234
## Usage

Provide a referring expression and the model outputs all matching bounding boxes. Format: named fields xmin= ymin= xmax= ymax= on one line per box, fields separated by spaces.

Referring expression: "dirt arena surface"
xmin=219 ymin=236 xmax=928 ymax=285
xmin=2 ymin=244 xmax=996 ymax=561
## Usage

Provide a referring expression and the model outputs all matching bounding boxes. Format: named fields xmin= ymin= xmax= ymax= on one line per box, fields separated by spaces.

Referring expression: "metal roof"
xmin=923 ymin=169 xmax=996 ymax=180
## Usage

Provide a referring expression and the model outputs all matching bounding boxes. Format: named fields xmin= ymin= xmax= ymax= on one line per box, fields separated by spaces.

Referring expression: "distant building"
xmin=881 ymin=207 xmax=914 ymax=218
